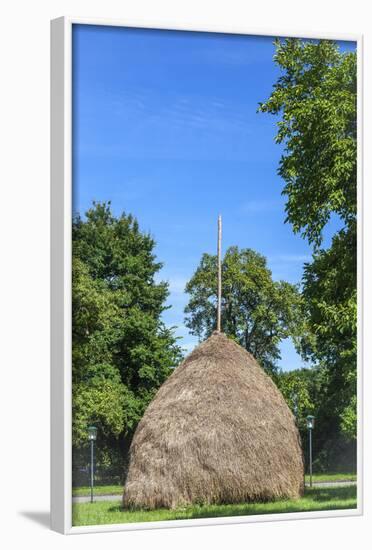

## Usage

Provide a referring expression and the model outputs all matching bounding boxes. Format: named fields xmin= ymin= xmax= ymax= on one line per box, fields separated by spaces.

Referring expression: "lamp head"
xmin=88 ymin=425 xmax=97 ymax=441
xmin=306 ymin=415 xmax=315 ymax=430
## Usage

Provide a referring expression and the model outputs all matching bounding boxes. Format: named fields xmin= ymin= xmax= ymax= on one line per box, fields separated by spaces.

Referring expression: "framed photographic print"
xmin=51 ymin=16 xmax=363 ymax=534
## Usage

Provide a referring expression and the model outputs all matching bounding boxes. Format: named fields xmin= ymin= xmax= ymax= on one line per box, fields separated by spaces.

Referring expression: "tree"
xmin=184 ymin=246 xmax=301 ymax=374
xmin=276 ymin=369 xmax=314 ymax=428
xmin=72 ymin=256 xmax=128 ymax=447
xmin=259 ymin=39 xmax=357 ymax=458
xmin=301 ymin=228 xmax=357 ymax=441
xmin=275 ymin=365 xmax=356 ymax=472
xmin=72 ymin=202 xmax=182 ymax=477
xmin=258 ymin=38 xmax=356 ymax=248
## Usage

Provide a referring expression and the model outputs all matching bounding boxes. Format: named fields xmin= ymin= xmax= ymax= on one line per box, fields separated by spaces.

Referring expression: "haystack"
xmin=123 ymin=331 xmax=304 ymax=509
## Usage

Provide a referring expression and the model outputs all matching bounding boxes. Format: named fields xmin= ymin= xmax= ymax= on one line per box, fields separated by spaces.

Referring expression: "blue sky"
xmin=72 ymin=25 xmax=356 ymax=370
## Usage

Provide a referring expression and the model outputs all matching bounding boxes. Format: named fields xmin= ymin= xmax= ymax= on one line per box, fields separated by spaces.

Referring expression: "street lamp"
xmin=88 ymin=426 xmax=97 ymax=503
xmin=306 ymin=415 xmax=315 ymax=487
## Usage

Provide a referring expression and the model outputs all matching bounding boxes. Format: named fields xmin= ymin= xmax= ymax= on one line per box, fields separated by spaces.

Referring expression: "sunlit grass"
xmin=72 ymin=485 xmax=357 ymax=526
xmin=72 ymin=485 xmax=122 ymax=497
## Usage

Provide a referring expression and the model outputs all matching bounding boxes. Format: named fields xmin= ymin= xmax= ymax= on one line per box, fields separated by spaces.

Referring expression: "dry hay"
xmin=123 ymin=331 xmax=304 ymax=509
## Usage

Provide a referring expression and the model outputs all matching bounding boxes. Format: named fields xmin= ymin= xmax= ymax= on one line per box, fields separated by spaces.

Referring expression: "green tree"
xmin=72 ymin=256 xmax=128 ymax=447
xmin=72 ymin=202 xmax=182 ymax=476
xmin=301 ymin=229 xmax=357 ymax=441
xmin=276 ymin=369 xmax=314 ymax=428
xmin=184 ymin=246 xmax=301 ymax=374
xmin=259 ymin=38 xmax=357 ymax=457
xmin=274 ymin=365 xmax=354 ymax=472
xmin=258 ymin=38 xmax=356 ymax=248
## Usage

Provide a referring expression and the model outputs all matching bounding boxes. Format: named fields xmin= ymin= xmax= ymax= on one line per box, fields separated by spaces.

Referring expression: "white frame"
xmin=51 ymin=16 xmax=363 ymax=535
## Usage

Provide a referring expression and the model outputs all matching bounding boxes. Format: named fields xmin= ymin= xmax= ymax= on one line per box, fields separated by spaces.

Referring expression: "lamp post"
xmin=88 ymin=426 xmax=97 ymax=503
xmin=306 ymin=415 xmax=315 ymax=487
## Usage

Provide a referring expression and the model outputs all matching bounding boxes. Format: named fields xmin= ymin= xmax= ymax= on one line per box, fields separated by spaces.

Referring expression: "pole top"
xmin=217 ymin=215 xmax=222 ymax=332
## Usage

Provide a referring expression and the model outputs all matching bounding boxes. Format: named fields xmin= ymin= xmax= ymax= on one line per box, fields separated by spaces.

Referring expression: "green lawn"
xmin=72 ymin=473 xmax=357 ymax=497
xmin=305 ymin=472 xmax=357 ymax=483
xmin=72 ymin=485 xmax=123 ymax=497
xmin=72 ymin=485 xmax=357 ymax=527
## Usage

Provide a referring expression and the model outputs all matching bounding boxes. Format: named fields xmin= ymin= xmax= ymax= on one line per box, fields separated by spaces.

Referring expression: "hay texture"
xmin=123 ymin=331 xmax=304 ymax=509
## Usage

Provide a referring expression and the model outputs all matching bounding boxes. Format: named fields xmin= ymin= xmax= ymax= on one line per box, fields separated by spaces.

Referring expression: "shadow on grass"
xmin=302 ymin=486 xmax=356 ymax=502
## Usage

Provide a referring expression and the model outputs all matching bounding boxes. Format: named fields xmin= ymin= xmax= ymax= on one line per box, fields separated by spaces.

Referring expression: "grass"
xmin=72 ymin=485 xmax=123 ymax=497
xmin=72 ymin=485 xmax=357 ymax=526
xmin=305 ymin=472 xmax=357 ymax=483
xmin=72 ymin=473 xmax=357 ymax=497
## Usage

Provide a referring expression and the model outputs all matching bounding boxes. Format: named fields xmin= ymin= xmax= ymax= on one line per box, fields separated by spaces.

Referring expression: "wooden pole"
xmin=217 ymin=215 xmax=222 ymax=332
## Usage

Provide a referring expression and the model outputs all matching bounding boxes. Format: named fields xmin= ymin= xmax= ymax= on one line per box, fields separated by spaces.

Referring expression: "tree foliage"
xmin=72 ymin=202 xmax=182 ymax=465
xmin=276 ymin=365 xmax=356 ymax=472
xmin=259 ymin=38 xmax=356 ymax=248
xmin=259 ymin=38 xmax=357 ymax=448
xmin=184 ymin=246 xmax=302 ymax=374
xmin=301 ymin=228 xmax=357 ymax=438
xmin=276 ymin=369 xmax=315 ymax=428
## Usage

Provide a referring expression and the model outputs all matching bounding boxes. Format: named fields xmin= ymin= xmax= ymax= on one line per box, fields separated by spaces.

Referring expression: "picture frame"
xmin=51 ymin=16 xmax=363 ymax=534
